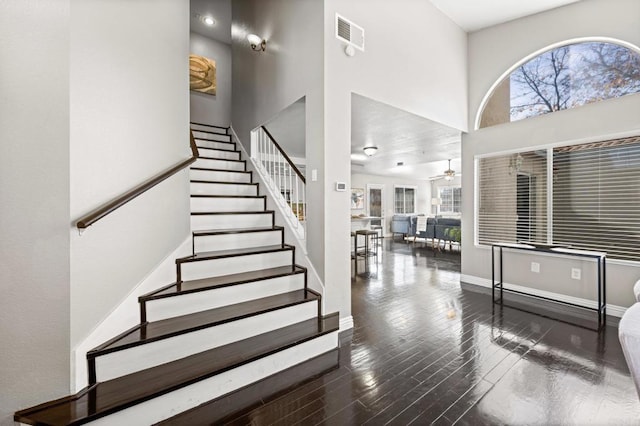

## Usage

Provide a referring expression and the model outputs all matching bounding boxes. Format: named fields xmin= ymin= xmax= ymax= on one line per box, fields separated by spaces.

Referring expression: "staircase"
xmin=15 ymin=123 xmax=339 ymax=425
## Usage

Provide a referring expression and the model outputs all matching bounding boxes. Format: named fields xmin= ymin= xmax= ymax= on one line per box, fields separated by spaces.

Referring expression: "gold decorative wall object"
xmin=189 ymin=54 xmax=216 ymax=95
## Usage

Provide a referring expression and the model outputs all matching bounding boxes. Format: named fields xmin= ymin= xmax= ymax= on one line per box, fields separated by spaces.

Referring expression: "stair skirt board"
xmin=193 ymin=229 xmax=282 ymax=252
xmin=190 ymin=196 xmax=265 ymax=212
xmin=191 ymin=213 xmax=273 ymax=231
xmin=197 ymin=149 xmax=240 ymax=161
xmin=190 ymin=181 xmax=258 ymax=196
xmin=194 ymin=158 xmax=245 ymax=171
xmin=179 ymin=250 xmax=292 ymax=281
xmin=156 ymin=348 xmax=340 ymax=425
xmin=92 ymin=301 xmax=319 ymax=382
xmin=195 ymin=140 xmax=235 ymax=151
xmin=144 ymin=273 xmax=306 ymax=322
xmin=88 ymin=333 xmax=338 ymax=426
xmin=190 ymin=169 xmax=251 ymax=183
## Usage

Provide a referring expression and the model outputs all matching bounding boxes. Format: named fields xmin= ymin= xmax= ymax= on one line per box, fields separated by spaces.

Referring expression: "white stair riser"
xmin=191 ymin=213 xmax=272 ymax=230
xmin=88 ymin=332 xmax=338 ymax=426
xmin=190 ymin=197 xmax=264 ymax=212
xmin=190 ymin=182 xmax=257 ymax=196
xmin=195 ymin=158 xmax=244 ymax=171
xmin=180 ymin=250 xmax=293 ymax=281
xmin=93 ymin=301 xmax=318 ymax=382
xmin=196 ymin=140 xmax=234 ymax=151
xmin=192 ymin=130 xmax=231 ymax=141
xmin=191 ymin=124 xmax=226 ymax=132
xmin=194 ymin=230 xmax=282 ymax=253
xmin=197 ymin=149 xmax=240 ymax=161
xmin=145 ymin=274 xmax=306 ymax=322
xmin=190 ymin=169 xmax=251 ymax=183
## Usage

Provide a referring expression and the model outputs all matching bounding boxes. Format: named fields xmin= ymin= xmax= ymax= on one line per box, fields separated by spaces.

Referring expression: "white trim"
xmin=339 ymin=315 xmax=354 ymax=332
xmin=474 ymin=36 xmax=640 ymax=130
xmin=460 ymin=274 xmax=627 ymax=318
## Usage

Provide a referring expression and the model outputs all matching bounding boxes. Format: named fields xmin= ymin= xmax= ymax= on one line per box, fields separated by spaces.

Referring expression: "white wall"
xmin=0 ymin=2 xmax=71 ymax=423
xmin=69 ymin=0 xmax=191 ymax=352
xmin=462 ymin=0 xmax=640 ymax=310
xmin=351 ymin=173 xmax=431 ymax=235
xmin=190 ymin=32 xmax=232 ymax=125
xmin=324 ymin=0 xmax=468 ymax=319
xmin=231 ymin=0 xmax=326 ymax=285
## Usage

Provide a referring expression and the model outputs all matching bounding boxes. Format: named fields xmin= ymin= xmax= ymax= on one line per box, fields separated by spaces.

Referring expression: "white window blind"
xmin=477 ymin=150 xmax=548 ymax=245
xmin=553 ymin=136 xmax=640 ymax=261
xmin=394 ymin=186 xmax=416 ymax=214
xmin=439 ymin=187 xmax=461 ymax=214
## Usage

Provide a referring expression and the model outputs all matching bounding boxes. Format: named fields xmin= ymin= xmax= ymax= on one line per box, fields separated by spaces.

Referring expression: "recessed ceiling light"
xmin=203 ymin=16 xmax=215 ymax=26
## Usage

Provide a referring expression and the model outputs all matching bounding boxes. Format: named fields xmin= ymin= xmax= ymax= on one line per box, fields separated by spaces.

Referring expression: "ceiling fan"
xmin=429 ymin=159 xmax=458 ymax=181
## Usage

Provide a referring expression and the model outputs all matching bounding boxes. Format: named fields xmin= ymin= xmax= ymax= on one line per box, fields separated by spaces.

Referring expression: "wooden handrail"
xmin=261 ymin=126 xmax=306 ymax=184
xmin=76 ymin=130 xmax=200 ymax=230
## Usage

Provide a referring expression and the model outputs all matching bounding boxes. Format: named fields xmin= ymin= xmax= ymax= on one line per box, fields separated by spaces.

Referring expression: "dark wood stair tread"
xmin=190 ymin=122 xmax=228 ymax=131
xmin=190 ymin=179 xmax=257 ymax=186
xmin=197 ymin=156 xmax=244 ymax=163
xmin=192 ymin=128 xmax=230 ymax=136
xmin=155 ymin=347 xmax=340 ymax=426
xmin=16 ymin=314 xmax=339 ymax=426
xmin=177 ymin=244 xmax=293 ymax=262
xmin=193 ymin=225 xmax=283 ymax=236
xmin=89 ymin=289 xmax=318 ymax=357
xmin=197 ymin=146 xmax=239 ymax=153
xmin=191 ymin=210 xmax=274 ymax=216
xmin=142 ymin=264 xmax=305 ymax=300
xmin=190 ymin=194 xmax=264 ymax=199
xmin=190 ymin=166 xmax=250 ymax=174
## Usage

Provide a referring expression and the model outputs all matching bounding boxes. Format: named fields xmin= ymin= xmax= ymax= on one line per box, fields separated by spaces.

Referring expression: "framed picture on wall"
xmin=189 ymin=54 xmax=217 ymax=95
xmin=351 ymin=188 xmax=364 ymax=209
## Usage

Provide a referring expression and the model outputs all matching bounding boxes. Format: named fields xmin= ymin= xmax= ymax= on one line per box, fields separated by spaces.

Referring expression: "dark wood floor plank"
xmin=227 ymin=239 xmax=638 ymax=425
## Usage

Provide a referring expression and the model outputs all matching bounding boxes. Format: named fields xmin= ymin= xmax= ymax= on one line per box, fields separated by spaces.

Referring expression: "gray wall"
xmin=462 ymin=0 xmax=640 ymax=310
xmin=231 ymin=0 xmax=326 ymax=285
xmin=190 ymin=32 xmax=232 ymax=125
xmin=323 ymin=0 xmax=468 ymax=318
xmin=69 ymin=0 xmax=191 ymax=351
xmin=0 ymin=1 xmax=71 ymax=424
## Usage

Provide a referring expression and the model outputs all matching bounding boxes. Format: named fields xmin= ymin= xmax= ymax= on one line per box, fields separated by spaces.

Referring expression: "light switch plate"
xmin=531 ymin=262 xmax=540 ymax=273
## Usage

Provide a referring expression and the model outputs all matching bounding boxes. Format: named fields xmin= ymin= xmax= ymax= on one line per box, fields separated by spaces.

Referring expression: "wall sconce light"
xmin=363 ymin=146 xmax=378 ymax=156
xmin=247 ymin=34 xmax=266 ymax=52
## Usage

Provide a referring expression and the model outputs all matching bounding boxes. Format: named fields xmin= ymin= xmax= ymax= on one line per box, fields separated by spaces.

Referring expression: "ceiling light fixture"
xmin=203 ymin=16 xmax=215 ymax=26
xmin=444 ymin=159 xmax=455 ymax=181
xmin=247 ymin=34 xmax=267 ymax=52
xmin=363 ymin=146 xmax=378 ymax=156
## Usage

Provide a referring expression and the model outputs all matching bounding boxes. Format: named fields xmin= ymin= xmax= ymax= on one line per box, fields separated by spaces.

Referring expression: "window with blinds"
xmin=394 ymin=186 xmax=416 ymax=214
xmin=477 ymin=136 xmax=640 ymax=261
xmin=477 ymin=150 xmax=548 ymax=245
xmin=439 ymin=186 xmax=462 ymax=214
xmin=553 ymin=136 xmax=640 ymax=261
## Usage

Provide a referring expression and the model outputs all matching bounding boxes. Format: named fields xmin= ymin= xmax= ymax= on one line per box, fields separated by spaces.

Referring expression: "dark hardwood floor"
xmin=217 ymin=238 xmax=640 ymax=425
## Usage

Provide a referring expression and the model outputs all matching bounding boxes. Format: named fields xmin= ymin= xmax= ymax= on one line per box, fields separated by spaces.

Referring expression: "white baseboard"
xmin=460 ymin=274 xmax=627 ymax=318
xmin=339 ymin=315 xmax=354 ymax=332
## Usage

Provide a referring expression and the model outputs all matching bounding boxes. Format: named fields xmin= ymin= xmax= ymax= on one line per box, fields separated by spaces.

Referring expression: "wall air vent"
xmin=336 ymin=14 xmax=364 ymax=51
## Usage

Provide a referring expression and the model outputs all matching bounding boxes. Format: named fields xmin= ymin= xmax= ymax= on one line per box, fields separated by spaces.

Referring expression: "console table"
xmin=491 ymin=242 xmax=607 ymax=329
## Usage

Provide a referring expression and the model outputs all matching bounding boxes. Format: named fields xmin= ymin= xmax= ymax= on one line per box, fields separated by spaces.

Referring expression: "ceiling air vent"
xmin=336 ymin=14 xmax=364 ymax=51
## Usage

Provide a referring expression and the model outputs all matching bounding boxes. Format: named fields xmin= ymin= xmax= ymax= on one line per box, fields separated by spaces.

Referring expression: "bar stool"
xmin=351 ymin=232 xmax=357 ymax=260
xmin=355 ymin=229 xmax=379 ymax=273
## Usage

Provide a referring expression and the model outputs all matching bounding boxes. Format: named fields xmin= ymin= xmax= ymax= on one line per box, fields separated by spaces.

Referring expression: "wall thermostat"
xmin=336 ymin=182 xmax=347 ymax=191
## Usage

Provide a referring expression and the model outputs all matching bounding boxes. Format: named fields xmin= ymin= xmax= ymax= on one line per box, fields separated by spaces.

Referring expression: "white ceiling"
xmin=429 ymin=0 xmax=581 ymax=32
xmin=351 ymin=94 xmax=461 ymax=180
xmin=190 ymin=0 xmax=232 ymax=44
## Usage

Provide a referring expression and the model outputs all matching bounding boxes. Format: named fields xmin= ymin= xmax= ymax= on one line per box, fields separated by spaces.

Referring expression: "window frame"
xmin=394 ymin=185 xmax=417 ymax=215
xmin=475 ymin=37 xmax=640 ymax=130
xmin=474 ymin=135 xmax=640 ymax=264
xmin=437 ymin=186 xmax=462 ymax=215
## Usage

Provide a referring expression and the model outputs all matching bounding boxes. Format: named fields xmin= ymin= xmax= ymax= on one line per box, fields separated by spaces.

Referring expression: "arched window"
xmin=477 ymin=39 xmax=640 ymax=129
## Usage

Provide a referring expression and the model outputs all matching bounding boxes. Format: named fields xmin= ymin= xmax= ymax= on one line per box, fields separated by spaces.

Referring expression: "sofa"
xmin=392 ymin=215 xmax=460 ymax=250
